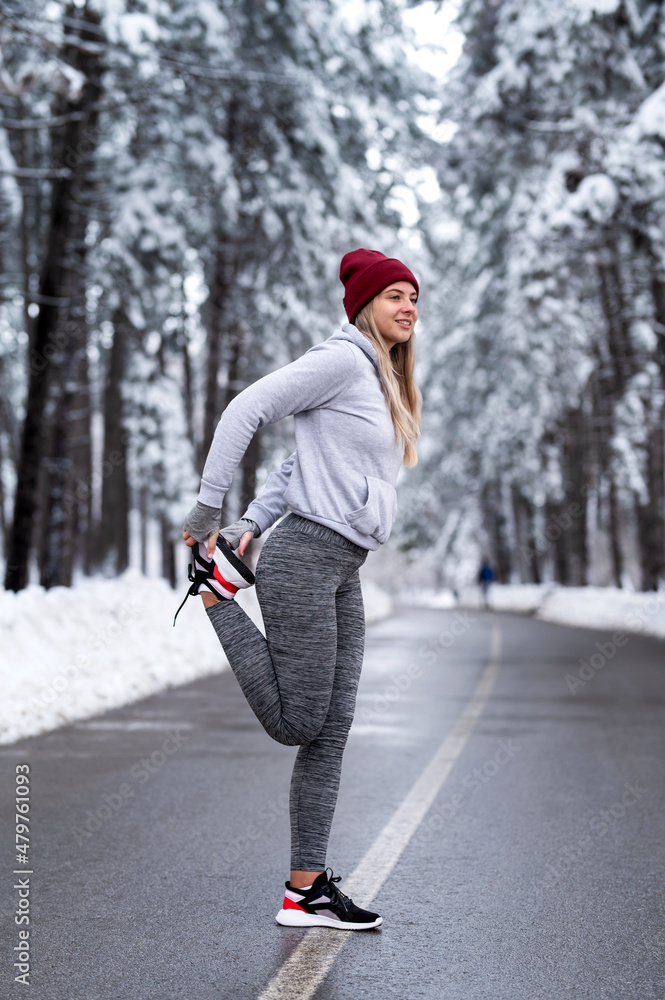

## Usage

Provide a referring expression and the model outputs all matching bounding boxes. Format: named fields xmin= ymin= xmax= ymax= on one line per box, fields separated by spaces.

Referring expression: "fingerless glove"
xmin=219 ymin=518 xmax=261 ymax=549
xmin=182 ymin=501 xmax=223 ymax=544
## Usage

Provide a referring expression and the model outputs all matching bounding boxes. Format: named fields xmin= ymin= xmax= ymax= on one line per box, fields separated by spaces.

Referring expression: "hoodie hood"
xmin=329 ymin=323 xmax=380 ymax=376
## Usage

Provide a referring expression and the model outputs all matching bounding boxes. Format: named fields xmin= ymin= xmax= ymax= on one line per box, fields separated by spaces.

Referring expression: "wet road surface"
xmin=1 ymin=605 xmax=664 ymax=999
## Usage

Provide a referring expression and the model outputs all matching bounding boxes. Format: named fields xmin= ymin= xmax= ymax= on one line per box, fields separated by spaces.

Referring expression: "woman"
xmin=178 ymin=248 xmax=421 ymax=930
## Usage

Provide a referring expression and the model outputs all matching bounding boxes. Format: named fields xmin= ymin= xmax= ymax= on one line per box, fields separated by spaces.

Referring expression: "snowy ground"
xmin=0 ymin=569 xmax=394 ymax=745
xmin=408 ymin=581 xmax=665 ymax=640
xmin=4 ymin=573 xmax=664 ymax=746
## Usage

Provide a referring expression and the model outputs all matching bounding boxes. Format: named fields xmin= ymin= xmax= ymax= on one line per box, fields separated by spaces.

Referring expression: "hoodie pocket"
xmin=346 ymin=476 xmax=397 ymax=545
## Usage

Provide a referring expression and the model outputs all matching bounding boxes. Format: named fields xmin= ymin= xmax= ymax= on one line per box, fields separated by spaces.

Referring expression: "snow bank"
xmin=14 ymin=570 xmax=663 ymax=747
xmin=408 ymin=582 xmax=665 ymax=640
xmin=535 ymin=584 xmax=665 ymax=638
xmin=362 ymin=579 xmax=394 ymax=623
xmin=0 ymin=569 xmax=393 ymax=745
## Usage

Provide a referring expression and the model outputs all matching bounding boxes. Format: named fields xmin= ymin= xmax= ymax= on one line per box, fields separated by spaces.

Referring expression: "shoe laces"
xmin=323 ymin=868 xmax=351 ymax=911
xmin=172 ymin=554 xmax=206 ymax=627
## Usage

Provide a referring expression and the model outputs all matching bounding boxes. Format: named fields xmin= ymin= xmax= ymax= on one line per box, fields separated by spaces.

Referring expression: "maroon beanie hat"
xmin=339 ymin=248 xmax=419 ymax=322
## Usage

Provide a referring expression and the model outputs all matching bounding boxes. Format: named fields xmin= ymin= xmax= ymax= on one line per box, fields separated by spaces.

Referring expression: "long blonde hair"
xmin=354 ymin=300 xmax=422 ymax=467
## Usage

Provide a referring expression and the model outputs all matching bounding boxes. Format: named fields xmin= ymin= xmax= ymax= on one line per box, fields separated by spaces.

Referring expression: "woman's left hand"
xmin=182 ymin=528 xmax=198 ymax=548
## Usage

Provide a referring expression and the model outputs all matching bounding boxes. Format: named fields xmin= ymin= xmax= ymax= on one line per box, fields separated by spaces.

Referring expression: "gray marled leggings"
xmin=205 ymin=512 xmax=368 ymax=870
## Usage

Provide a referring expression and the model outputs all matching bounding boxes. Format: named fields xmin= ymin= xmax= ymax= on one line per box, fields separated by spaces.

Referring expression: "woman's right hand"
xmin=182 ymin=501 xmax=223 ymax=558
xmin=182 ymin=527 xmax=220 ymax=558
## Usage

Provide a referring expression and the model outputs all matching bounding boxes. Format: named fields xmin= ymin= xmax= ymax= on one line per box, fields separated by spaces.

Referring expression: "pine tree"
xmin=411 ymin=0 xmax=665 ymax=589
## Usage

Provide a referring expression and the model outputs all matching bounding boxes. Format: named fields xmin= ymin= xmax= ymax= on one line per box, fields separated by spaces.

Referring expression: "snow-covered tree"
xmin=1 ymin=0 xmax=437 ymax=588
xmin=409 ymin=0 xmax=665 ymax=590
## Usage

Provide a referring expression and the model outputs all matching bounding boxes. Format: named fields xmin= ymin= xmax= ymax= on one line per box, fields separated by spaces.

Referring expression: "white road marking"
xmin=257 ymin=625 xmax=502 ymax=1000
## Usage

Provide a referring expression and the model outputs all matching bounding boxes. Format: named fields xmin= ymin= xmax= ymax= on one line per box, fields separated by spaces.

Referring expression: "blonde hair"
xmin=354 ymin=300 xmax=422 ymax=467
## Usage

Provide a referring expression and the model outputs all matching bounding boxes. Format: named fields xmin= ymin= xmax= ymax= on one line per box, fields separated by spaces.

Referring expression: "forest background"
xmin=1 ymin=0 xmax=665 ymax=597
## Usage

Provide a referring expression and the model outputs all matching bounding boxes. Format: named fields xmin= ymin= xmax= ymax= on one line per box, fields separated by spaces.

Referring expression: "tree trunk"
xmin=511 ymin=486 xmax=541 ymax=583
xmin=4 ymin=3 xmax=104 ymax=591
xmin=597 ymin=238 xmax=634 ymax=396
xmin=200 ymin=237 xmax=236 ymax=474
xmin=99 ymin=307 xmax=130 ymax=574
xmin=40 ymin=338 xmax=90 ymax=588
xmin=528 ymin=521 xmax=542 ymax=584
xmin=560 ymin=408 xmax=589 ymax=586
xmin=480 ymin=479 xmax=512 ymax=584
xmin=161 ymin=515 xmax=176 ymax=588
xmin=15 ymin=95 xmax=36 ymax=352
xmin=635 ymin=421 xmax=665 ymax=591
xmin=180 ymin=319 xmax=194 ymax=445
xmin=0 ymin=431 xmax=6 ymax=556
xmin=139 ymin=483 xmax=148 ymax=576
xmin=588 ymin=358 xmax=622 ymax=588
xmin=65 ymin=348 xmax=93 ymax=583
xmin=219 ymin=324 xmax=243 ymax=525
xmin=652 ymin=273 xmax=665 ymax=380
xmin=608 ymin=474 xmax=623 ymax=588
xmin=636 ymin=271 xmax=665 ymax=590
xmin=545 ymin=499 xmax=569 ymax=584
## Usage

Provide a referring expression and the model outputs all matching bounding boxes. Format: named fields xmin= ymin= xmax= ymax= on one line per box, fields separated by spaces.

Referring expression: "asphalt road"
xmin=1 ymin=604 xmax=664 ymax=1000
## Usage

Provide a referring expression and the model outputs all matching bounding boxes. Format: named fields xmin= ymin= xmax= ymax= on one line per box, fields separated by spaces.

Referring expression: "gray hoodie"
xmin=198 ymin=323 xmax=405 ymax=550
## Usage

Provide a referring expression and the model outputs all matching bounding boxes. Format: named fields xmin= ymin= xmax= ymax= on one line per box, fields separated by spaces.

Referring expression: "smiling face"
xmin=371 ymin=281 xmax=418 ymax=348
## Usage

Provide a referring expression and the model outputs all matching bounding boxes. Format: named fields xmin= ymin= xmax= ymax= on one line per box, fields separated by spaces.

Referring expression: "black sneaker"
xmin=173 ymin=538 xmax=255 ymax=626
xmin=275 ymin=869 xmax=382 ymax=930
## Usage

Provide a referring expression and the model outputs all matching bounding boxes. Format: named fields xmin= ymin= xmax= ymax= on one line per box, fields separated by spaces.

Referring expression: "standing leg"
xmin=289 ymin=571 xmax=365 ymax=872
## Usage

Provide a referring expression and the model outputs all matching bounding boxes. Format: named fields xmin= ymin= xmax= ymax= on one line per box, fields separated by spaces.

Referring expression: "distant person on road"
xmin=176 ymin=249 xmax=421 ymax=931
xmin=478 ymin=558 xmax=494 ymax=609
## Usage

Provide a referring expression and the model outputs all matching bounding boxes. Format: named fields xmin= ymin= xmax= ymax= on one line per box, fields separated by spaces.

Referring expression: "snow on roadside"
xmin=362 ymin=579 xmax=394 ymax=623
xmin=534 ymin=584 xmax=665 ymax=638
xmin=408 ymin=582 xmax=665 ymax=640
xmin=0 ymin=569 xmax=393 ymax=745
xmin=15 ymin=569 xmax=664 ymax=748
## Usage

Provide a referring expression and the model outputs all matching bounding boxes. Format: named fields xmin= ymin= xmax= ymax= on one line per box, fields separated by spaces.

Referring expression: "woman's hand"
xmin=182 ymin=524 xmax=254 ymax=558
xmin=237 ymin=530 xmax=253 ymax=557
xmin=218 ymin=518 xmax=258 ymax=552
xmin=182 ymin=501 xmax=222 ymax=558
xmin=182 ymin=527 xmax=220 ymax=558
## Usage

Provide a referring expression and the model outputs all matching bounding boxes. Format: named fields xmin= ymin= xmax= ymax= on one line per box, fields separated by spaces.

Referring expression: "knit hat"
xmin=339 ymin=248 xmax=419 ymax=322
